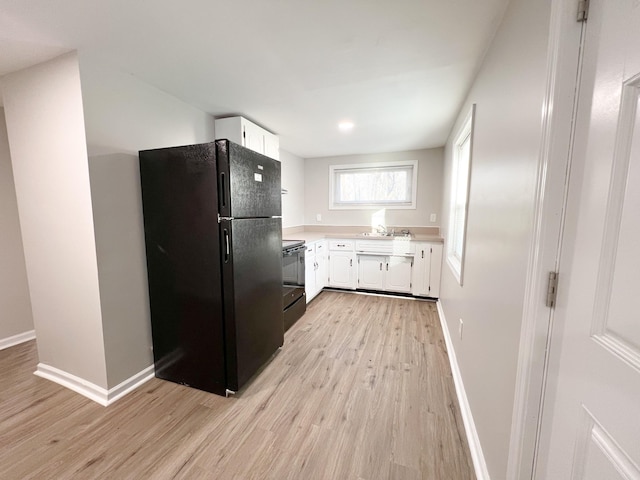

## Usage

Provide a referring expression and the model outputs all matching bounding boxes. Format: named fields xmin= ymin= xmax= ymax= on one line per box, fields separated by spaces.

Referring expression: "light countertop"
xmin=283 ymin=232 xmax=443 ymax=244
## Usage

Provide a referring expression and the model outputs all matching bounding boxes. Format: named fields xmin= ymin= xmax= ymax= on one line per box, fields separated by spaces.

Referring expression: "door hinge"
xmin=546 ymin=272 xmax=559 ymax=308
xmin=577 ymin=0 xmax=589 ymax=22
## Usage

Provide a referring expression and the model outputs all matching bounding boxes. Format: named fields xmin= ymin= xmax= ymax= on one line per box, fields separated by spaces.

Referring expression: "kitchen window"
xmin=329 ymin=160 xmax=418 ymax=210
xmin=447 ymin=105 xmax=475 ymax=285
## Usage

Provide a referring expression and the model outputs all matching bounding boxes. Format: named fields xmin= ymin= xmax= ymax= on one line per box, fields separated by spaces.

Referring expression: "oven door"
xmin=282 ymin=245 xmax=305 ymax=319
xmin=283 ymin=245 xmax=305 ymax=289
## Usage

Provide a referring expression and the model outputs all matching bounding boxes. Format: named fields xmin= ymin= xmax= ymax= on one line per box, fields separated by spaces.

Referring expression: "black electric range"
xmin=282 ymin=240 xmax=306 ymax=331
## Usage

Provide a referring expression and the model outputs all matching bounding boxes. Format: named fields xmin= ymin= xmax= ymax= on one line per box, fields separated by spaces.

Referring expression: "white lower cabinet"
xmin=328 ymin=252 xmax=356 ymax=289
xmin=324 ymin=238 xmax=442 ymax=297
xmin=328 ymin=240 xmax=356 ymax=289
xmin=411 ymin=243 xmax=443 ymax=298
xmin=357 ymin=255 xmax=386 ymax=290
xmin=305 ymin=244 xmax=317 ymax=302
xmin=358 ymin=255 xmax=413 ymax=293
xmin=315 ymin=241 xmax=327 ymax=293
xmin=305 ymin=241 xmax=327 ymax=303
xmin=385 ymin=256 xmax=413 ymax=293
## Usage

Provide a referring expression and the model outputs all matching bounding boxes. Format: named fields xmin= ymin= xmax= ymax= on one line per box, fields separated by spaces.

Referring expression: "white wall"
xmin=280 ymin=149 xmax=305 ymax=228
xmin=0 ymin=108 xmax=34 ymax=345
xmin=80 ymin=60 xmax=216 ymax=157
xmin=80 ymin=59 xmax=217 ymax=387
xmin=439 ymin=0 xmax=552 ymax=477
xmin=2 ymin=53 xmax=108 ymax=387
xmin=304 ymin=148 xmax=443 ymax=228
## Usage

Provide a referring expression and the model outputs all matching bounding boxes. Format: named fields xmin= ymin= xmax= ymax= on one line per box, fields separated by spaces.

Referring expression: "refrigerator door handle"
xmin=223 ymin=229 xmax=230 ymax=262
xmin=220 ymin=172 xmax=227 ymax=208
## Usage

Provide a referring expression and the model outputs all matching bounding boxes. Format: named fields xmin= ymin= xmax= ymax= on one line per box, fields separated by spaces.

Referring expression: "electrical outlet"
xmin=316 ymin=213 xmax=322 ymax=222
xmin=430 ymin=213 xmax=437 ymax=222
xmin=458 ymin=319 xmax=464 ymax=339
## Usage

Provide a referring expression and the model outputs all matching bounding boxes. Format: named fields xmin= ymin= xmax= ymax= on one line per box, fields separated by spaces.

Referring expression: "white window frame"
xmin=329 ymin=160 xmax=418 ymax=210
xmin=447 ymin=105 xmax=475 ymax=285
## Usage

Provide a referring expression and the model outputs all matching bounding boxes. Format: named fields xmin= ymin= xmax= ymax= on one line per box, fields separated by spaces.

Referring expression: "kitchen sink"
xmin=361 ymin=232 xmax=412 ymax=238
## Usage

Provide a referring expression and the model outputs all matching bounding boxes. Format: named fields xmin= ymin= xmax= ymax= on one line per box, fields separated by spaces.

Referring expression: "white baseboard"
xmin=0 ymin=330 xmax=36 ymax=351
xmin=436 ymin=301 xmax=491 ymax=480
xmin=34 ymin=363 xmax=154 ymax=407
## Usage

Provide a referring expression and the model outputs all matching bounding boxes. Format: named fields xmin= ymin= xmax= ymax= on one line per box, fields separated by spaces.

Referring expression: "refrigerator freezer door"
xmin=216 ymin=140 xmax=281 ymax=219
xmin=220 ymin=217 xmax=284 ymax=391
xmin=139 ymin=143 xmax=227 ymax=395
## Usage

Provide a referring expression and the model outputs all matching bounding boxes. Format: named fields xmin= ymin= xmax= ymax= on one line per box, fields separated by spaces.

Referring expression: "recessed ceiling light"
xmin=338 ymin=121 xmax=354 ymax=132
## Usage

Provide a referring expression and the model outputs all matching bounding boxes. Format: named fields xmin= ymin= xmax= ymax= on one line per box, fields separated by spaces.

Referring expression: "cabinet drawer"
xmin=328 ymin=240 xmax=355 ymax=251
xmin=305 ymin=243 xmax=315 ymax=255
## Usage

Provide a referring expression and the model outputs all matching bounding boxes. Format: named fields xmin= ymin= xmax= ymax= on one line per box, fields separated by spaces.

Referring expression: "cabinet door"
xmin=214 ymin=117 xmax=243 ymax=145
xmin=385 ymin=256 xmax=413 ymax=293
xmin=263 ymin=132 xmax=280 ymax=161
xmin=411 ymin=243 xmax=428 ymax=296
xmin=357 ymin=255 xmax=385 ymax=290
xmin=315 ymin=241 xmax=327 ymax=291
xmin=427 ymin=244 xmax=443 ymax=298
xmin=305 ymin=249 xmax=316 ymax=303
xmin=328 ymin=251 xmax=355 ymax=289
xmin=242 ymin=120 xmax=265 ymax=154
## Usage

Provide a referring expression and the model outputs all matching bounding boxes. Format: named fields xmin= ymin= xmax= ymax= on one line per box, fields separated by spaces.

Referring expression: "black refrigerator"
xmin=139 ymin=139 xmax=283 ymax=396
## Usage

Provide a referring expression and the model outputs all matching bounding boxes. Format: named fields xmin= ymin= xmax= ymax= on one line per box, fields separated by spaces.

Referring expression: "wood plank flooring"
xmin=0 ymin=291 xmax=475 ymax=479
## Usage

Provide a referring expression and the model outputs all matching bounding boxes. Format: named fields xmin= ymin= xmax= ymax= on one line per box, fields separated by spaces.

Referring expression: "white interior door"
xmin=537 ymin=1 xmax=640 ymax=478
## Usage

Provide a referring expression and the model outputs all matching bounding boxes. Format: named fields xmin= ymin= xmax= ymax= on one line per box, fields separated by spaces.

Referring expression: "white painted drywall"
xmin=87 ymin=154 xmax=154 ymax=387
xmin=304 ymin=148 xmax=443 ymax=228
xmin=80 ymin=60 xmax=216 ymax=157
xmin=2 ymin=53 xmax=108 ymax=387
xmin=0 ymin=108 xmax=33 ymax=343
xmin=438 ymin=0 xmax=552 ymax=477
xmin=80 ymin=59 xmax=216 ymax=387
xmin=280 ymin=149 xmax=305 ymax=228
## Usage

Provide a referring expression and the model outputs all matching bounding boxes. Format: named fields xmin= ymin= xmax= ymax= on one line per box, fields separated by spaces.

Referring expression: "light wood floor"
xmin=0 ymin=291 xmax=475 ymax=479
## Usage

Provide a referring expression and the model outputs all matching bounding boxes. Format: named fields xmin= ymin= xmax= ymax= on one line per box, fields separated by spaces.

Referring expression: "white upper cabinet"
xmin=214 ymin=116 xmax=280 ymax=160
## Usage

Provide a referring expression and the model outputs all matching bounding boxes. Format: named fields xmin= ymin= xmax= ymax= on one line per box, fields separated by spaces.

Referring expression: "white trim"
xmin=0 ymin=330 xmax=36 ymax=351
xmin=446 ymin=105 xmax=475 ymax=286
xmin=507 ymin=1 xmax=586 ymax=478
xmin=328 ymin=160 xmax=418 ymax=210
xmin=436 ymin=301 xmax=490 ymax=480
xmin=34 ymin=363 xmax=154 ymax=407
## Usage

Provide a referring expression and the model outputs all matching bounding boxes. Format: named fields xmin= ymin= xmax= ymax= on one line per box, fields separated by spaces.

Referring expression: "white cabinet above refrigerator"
xmin=215 ymin=116 xmax=280 ymax=161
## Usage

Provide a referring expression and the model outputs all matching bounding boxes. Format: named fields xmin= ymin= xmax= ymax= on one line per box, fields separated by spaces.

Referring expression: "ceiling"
xmin=0 ymin=0 xmax=510 ymax=158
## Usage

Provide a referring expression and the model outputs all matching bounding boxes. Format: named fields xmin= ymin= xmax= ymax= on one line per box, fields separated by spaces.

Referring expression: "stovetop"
xmin=282 ymin=239 xmax=305 ymax=250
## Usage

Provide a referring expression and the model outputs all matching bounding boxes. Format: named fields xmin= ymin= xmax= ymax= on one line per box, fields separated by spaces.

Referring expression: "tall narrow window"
xmin=447 ymin=106 xmax=475 ymax=285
